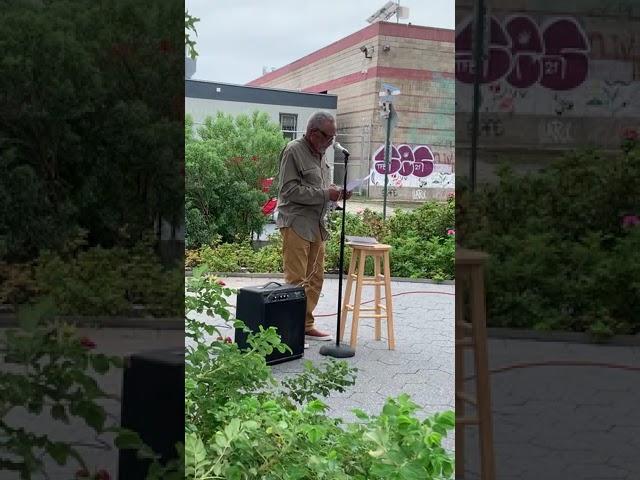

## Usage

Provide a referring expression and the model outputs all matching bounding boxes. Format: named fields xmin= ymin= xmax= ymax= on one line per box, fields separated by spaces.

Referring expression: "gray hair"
xmin=306 ymin=111 xmax=335 ymax=133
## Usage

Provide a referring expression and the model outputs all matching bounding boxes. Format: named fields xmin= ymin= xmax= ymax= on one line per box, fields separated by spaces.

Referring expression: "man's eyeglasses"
xmin=316 ymin=129 xmax=335 ymax=141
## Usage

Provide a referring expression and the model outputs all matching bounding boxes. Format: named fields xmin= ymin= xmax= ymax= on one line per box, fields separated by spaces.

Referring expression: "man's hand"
xmin=327 ymin=186 xmax=341 ymax=202
xmin=328 ymin=186 xmax=353 ymax=201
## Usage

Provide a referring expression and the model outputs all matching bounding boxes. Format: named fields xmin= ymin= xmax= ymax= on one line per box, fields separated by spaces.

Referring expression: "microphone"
xmin=334 ymin=142 xmax=350 ymax=156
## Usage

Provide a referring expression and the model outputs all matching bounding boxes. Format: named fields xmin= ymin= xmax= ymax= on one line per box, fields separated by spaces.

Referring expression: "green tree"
xmin=0 ymin=0 xmax=184 ymax=261
xmin=185 ymin=111 xmax=286 ymax=247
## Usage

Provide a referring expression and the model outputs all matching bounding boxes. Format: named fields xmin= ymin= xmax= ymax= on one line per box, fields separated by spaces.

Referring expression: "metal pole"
xmin=319 ymin=152 xmax=355 ymax=358
xmin=335 ymin=152 xmax=349 ymax=347
xmin=470 ymin=0 xmax=485 ymax=193
xmin=382 ymin=107 xmax=392 ymax=220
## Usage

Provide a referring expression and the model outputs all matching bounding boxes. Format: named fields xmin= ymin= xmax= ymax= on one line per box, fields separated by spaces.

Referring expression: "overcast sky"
xmin=186 ymin=0 xmax=455 ymax=85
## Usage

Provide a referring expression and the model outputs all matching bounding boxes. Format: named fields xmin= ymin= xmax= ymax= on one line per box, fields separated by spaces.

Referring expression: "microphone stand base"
xmin=319 ymin=343 xmax=355 ymax=358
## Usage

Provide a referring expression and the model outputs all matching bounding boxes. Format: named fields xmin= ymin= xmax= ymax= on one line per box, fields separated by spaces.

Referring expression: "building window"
xmin=279 ymin=113 xmax=298 ymax=141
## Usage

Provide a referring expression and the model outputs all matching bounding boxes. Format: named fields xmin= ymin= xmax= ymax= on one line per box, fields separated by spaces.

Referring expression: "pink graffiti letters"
xmin=373 ymin=144 xmax=435 ymax=178
xmin=456 ymin=15 xmax=589 ymax=91
xmin=456 ymin=16 xmax=511 ymax=84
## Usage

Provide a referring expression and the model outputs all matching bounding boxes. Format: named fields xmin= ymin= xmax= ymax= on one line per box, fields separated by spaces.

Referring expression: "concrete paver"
xmin=461 ymin=337 xmax=640 ymax=480
xmin=210 ymin=275 xmax=456 ymax=451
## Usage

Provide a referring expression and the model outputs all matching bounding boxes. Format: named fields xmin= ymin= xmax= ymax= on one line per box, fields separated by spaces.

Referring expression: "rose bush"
xmin=184 ymin=267 xmax=455 ymax=479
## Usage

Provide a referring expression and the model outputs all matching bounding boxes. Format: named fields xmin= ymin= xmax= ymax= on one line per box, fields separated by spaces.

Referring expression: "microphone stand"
xmin=320 ymin=149 xmax=355 ymax=358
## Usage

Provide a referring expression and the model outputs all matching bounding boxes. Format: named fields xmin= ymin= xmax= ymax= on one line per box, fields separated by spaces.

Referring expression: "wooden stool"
xmin=339 ymin=243 xmax=395 ymax=349
xmin=455 ymin=248 xmax=495 ymax=480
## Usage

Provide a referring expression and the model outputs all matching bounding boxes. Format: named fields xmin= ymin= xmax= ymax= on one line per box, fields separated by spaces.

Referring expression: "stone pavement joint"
xmin=210 ymin=275 xmax=455 ymax=451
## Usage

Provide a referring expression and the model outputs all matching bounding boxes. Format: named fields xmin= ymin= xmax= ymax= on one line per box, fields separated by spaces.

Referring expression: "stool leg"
xmin=350 ymin=250 xmax=366 ymax=348
xmin=455 ymin=266 xmax=465 ymax=478
xmin=374 ymin=253 xmax=382 ymax=340
xmin=340 ymin=249 xmax=357 ymax=342
xmin=383 ymin=251 xmax=395 ymax=350
xmin=471 ymin=264 xmax=495 ymax=480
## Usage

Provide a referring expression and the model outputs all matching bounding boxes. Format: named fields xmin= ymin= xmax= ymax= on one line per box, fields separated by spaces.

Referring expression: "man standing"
xmin=276 ymin=111 xmax=351 ymax=341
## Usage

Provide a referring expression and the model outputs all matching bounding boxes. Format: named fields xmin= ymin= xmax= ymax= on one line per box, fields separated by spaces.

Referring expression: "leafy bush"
xmin=0 ymin=261 xmax=40 ymax=306
xmin=390 ymin=235 xmax=455 ymax=280
xmin=187 ymin=199 xmax=456 ymax=280
xmin=30 ymin=236 xmax=183 ymax=317
xmin=184 ymin=268 xmax=455 ymax=480
xmin=185 ymin=235 xmax=282 ymax=274
xmin=0 ymin=0 xmax=183 ymax=262
xmin=185 ymin=112 xmax=286 ymax=247
xmin=0 ymin=299 xmax=179 ymax=479
xmin=458 ymin=145 xmax=640 ymax=335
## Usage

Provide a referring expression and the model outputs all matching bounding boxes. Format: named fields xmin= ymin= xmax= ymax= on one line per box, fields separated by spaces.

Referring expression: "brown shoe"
xmin=305 ymin=328 xmax=333 ymax=341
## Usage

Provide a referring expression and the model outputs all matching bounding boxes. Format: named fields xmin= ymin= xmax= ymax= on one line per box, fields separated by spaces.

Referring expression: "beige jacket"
xmin=276 ymin=136 xmax=332 ymax=242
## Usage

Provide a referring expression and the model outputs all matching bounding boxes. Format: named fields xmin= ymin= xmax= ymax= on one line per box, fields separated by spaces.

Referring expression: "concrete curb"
xmin=488 ymin=327 xmax=640 ymax=346
xmin=185 ymin=269 xmax=455 ymax=285
xmin=0 ymin=314 xmax=183 ymax=330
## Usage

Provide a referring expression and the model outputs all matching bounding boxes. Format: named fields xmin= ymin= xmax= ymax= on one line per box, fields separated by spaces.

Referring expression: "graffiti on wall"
xmin=466 ymin=116 xmax=506 ymax=137
xmin=456 ymin=14 xmax=640 ymax=118
xmin=457 ymin=77 xmax=640 ymax=117
xmin=538 ymin=119 xmax=574 ymax=144
xmin=456 ymin=15 xmax=590 ymax=91
xmin=369 ymin=144 xmax=455 ymax=189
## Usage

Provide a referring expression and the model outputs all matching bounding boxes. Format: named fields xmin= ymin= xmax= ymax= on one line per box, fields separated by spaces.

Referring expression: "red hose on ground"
xmin=226 ymin=290 xmax=454 ymax=315
xmin=464 ymin=360 xmax=640 ymax=381
xmin=220 ymin=291 xmax=640 ymax=375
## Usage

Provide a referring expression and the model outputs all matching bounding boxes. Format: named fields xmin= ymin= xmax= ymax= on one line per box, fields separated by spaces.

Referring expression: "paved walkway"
xmin=210 ymin=275 xmax=456 ymax=451
xmin=461 ymin=337 xmax=640 ymax=480
xmin=1 ymin=328 xmax=182 ymax=480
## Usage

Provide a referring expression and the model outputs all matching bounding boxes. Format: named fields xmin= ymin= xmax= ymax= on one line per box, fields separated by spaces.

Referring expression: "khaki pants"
xmin=280 ymin=227 xmax=325 ymax=331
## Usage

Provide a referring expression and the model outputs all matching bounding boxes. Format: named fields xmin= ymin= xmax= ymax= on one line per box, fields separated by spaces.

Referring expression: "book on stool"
xmin=345 ymin=235 xmax=377 ymax=246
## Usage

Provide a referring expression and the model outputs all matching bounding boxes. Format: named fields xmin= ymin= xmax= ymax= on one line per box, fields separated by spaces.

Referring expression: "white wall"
xmin=185 ymin=97 xmax=336 ymax=171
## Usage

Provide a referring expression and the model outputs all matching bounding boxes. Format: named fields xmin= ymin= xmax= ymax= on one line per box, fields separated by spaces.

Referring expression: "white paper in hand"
xmin=346 ymin=173 xmax=371 ymax=192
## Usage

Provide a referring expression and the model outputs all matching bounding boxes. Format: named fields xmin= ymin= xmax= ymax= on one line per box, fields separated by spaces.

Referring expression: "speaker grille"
xmin=235 ymin=283 xmax=306 ymax=365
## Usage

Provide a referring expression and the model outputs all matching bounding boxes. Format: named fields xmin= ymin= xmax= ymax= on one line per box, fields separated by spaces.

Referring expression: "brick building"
xmin=248 ymin=21 xmax=455 ymax=201
xmin=455 ymin=0 xmax=640 ymax=184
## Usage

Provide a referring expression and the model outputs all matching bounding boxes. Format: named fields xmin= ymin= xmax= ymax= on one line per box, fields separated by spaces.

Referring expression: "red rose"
xmin=80 ymin=337 xmax=96 ymax=349
xmin=623 ymin=128 xmax=639 ymax=141
xmin=215 ymin=279 xmax=226 ymax=286
xmin=225 ymin=337 xmax=233 ymax=344
xmin=96 ymin=470 xmax=111 ymax=480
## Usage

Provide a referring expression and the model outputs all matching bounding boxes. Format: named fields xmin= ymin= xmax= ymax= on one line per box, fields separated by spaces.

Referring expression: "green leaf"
xmin=47 ymin=442 xmax=70 ymax=465
xmin=51 ymin=404 xmax=68 ymax=423
xmin=214 ymin=432 xmax=227 ymax=449
xmin=16 ymin=297 xmax=56 ymax=331
xmin=114 ymin=430 xmax=144 ymax=449
xmin=78 ymin=401 xmax=106 ymax=431
xmin=399 ymin=461 xmax=427 ymax=480
xmin=363 ymin=429 xmax=386 ymax=446
xmin=308 ymin=428 xmax=321 ymax=443
xmin=435 ymin=410 xmax=455 ymax=429
xmin=90 ymin=354 xmax=110 ymax=374
xmin=305 ymin=400 xmax=328 ymax=414
xmin=427 ymin=431 xmax=442 ymax=446
xmin=185 ymin=433 xmax=210 ymax=476
xmin=224 ymin=418 xmax=241 ymax=441
xmin=352 ymin=408 xmax=369 ymax=420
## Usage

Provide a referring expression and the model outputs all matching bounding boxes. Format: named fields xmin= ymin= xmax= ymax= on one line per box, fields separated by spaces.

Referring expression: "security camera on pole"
xmin=379 ymin=83 xmax=400 ymax=221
